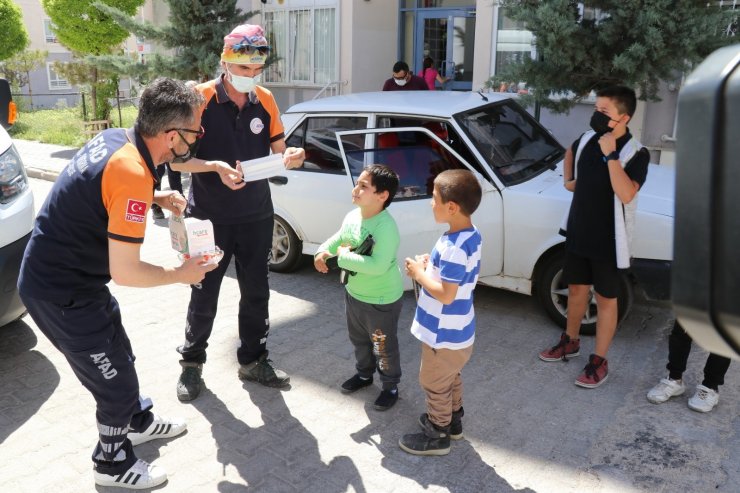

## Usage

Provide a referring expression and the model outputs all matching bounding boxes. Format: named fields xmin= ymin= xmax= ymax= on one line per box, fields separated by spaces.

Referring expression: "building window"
xmin=263 ymin=4 xmax=337 ymax=86
xmin=493 ymin=8 xmax=533 ymax=93
xmin=43 ymin=19 xmax=58 ymax=43
xmin=47 ymin=63 xmax=70 ymax=90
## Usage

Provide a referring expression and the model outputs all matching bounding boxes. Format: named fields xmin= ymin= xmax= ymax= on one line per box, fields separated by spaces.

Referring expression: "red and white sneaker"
xmin=575 ymin=354 xmax=609 ymax=388
xmin=128 ymin=414 xmax=186 ymax=446
xmin=539 ymin=332 xmax=580 ymax=362
xmin=93 ymin=459 xmax=167 ymax=489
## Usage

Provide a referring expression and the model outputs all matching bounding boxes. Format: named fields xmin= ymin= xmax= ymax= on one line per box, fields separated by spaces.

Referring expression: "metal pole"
xmin=117 ymin=90 xmax=122 ymax=127
xmin=81 ymin=93 xmax=87 ymax=121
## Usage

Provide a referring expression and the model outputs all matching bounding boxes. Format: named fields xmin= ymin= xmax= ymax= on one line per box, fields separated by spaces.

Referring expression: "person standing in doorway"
xmin=418 ymin=57 xmax=447 ymax=90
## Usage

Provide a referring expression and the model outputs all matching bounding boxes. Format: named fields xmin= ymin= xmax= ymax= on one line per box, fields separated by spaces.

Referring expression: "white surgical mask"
xmin=227 ymin=66 xmax=260 ymax=93
xmin=394 ymin=78 xmax=407 ymax=87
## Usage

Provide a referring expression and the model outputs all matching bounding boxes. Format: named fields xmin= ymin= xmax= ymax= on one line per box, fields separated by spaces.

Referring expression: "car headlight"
xmin=0 ymin=144 xmax=29 ymax=204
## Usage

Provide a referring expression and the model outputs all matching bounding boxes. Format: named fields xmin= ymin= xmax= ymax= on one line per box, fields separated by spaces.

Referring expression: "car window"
xmin=454 ymin=101 xmax=564 ymax=186
xmin=286 ymin=116 xmax=368 ymax=174
xmin=340 ymin=130 xmax=467 ymax=200
xmin=377 ymin=115 xmax=487 ymax=182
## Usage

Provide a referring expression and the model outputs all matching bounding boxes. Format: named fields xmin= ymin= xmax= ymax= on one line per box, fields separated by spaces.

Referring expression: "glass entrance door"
xmin=415 ymin=9 xmax=476 ymax=91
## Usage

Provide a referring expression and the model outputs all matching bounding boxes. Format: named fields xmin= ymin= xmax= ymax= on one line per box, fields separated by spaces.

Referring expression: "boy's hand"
xmin=598 ymin=133 xmax=617 ymax=158
xmin=337 ymin=245 xmax=351 ymax=257
xmin=404 ymin=257 xmax=424 ymax=280
xmin=415 ymin=253 xmax=430 ymax=269
xmin=314 ymin=251 xmax=331 ymax=273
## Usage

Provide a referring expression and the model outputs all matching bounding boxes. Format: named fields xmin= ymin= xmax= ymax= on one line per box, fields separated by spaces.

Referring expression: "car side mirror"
xmin=672 ymin=44 xmax=740 ymax=360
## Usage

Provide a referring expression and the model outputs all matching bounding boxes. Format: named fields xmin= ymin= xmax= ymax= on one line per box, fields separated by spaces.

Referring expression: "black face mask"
xmin=589 ymin=111 xmax=614 ymax=134
xmin=170 ymin=133 xmax=201 ymax=163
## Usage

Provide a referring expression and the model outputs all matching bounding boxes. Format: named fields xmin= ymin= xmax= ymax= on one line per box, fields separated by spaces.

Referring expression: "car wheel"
xmin=269 ymin=215 xmax=302 ymax=273
xmin=535 ymin=251 xmax=634 ymax=336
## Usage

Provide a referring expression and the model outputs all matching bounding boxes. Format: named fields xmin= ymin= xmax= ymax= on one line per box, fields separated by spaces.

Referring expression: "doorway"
xmin=415 ymin=9 xmax=476 ymax=91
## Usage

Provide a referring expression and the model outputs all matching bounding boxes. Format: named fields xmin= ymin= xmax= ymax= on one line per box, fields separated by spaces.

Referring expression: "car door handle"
xmin=269 ymin=176 xmax=288 ymax=185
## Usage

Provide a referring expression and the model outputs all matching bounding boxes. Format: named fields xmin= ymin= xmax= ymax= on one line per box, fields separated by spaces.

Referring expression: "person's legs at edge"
xmin=688 ymin=332 xmax=732 ymax=412
xmin=647 ymin=320 xmax=690 ymax=403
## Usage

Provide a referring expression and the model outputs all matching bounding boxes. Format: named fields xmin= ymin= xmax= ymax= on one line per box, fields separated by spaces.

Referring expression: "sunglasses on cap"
xmin=232 ymin=43 xmax=271 ymax=56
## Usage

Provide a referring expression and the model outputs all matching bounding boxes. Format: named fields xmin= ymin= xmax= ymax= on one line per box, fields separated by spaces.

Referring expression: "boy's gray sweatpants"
xmin=345 ymin=291 xmax=403 ymax=389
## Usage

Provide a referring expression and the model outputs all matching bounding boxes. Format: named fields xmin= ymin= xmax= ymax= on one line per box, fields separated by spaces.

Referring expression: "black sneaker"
xmin=151 ymin=203 xmax=165 ymax=219
xmin=340 ymin=374 xmax=373 ymax=394
xmin=176 ymin=362 xmax=203 ymax=402
xmin=373 ymin=388 xmax=398 ymax=411
xmin=399 ymin=417 xmax=451 ymax=456
xmin=419 ymin=407 xmax=464 ymax=440
xmin=238 ymin=353 xmax=290 ymax=388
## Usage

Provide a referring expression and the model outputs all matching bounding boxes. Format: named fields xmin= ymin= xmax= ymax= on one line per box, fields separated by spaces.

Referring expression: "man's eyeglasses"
xmin=167 ymin=126 xmax=205 ymax=140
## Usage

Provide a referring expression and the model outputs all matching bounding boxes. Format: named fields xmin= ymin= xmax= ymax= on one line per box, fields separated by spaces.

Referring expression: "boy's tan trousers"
xmin=419 ymin=342 xmax=474 ymax=428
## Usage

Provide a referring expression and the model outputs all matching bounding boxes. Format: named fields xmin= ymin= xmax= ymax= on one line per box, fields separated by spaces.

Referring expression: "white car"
xmin=269 ymin=91 xmax=673 ymax=334
xmin=0 ymin=79 xmax=34 ymax=328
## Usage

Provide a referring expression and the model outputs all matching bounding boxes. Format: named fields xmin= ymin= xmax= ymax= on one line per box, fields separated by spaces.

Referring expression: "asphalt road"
xmin=0 ymin=175 xmax=736 ymax=492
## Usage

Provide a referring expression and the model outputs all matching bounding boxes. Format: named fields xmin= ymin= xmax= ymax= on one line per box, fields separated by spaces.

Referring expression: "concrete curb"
xmin=25 ymin=167 xmax=59 ymax=182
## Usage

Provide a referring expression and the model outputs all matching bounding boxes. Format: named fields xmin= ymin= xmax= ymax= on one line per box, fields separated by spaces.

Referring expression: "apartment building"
xmin=10 ymin=0 xmax=687 ymax=162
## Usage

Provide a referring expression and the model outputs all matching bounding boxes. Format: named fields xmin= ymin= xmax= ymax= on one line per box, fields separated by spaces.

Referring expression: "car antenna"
xmin=477 ymin=90 xmax=489 ymax=102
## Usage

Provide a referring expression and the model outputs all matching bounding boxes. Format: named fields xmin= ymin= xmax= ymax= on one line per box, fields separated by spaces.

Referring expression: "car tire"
xmin=535 ymin=251 xmax=634 ymax=336
xmin=269 ymin=215 xmax=302 ymax=273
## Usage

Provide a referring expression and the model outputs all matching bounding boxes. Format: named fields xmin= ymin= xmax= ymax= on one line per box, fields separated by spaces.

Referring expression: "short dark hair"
xmin=136 ymin=78 xmax=204 ymax=137
xmin=392 ymin=61 xmax=409 ymax=74
xmin=434 ymin=169 xmax=482 ymax=217
xmin=364 ymin=164 xmax=399 ymax=209
xmin=596 ymin=85 xmax=637 ymax=117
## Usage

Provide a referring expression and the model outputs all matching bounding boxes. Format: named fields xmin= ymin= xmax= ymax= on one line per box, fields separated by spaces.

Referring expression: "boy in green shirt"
xmin=314 ymin=165 xmax=404 ymax=410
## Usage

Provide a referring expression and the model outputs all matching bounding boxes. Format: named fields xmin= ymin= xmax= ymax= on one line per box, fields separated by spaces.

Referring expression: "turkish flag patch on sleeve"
xmin=125 ymin=199 xmax=148 ymax=223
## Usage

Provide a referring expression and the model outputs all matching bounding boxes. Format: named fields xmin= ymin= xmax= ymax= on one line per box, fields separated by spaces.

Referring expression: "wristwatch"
xmin=604 ymin=151 xmax=620 ymax=162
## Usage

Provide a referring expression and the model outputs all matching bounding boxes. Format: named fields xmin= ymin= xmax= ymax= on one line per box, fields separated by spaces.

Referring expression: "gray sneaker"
xmin=176 ymin=361 xmax=203 ymax=402
xmin=238 ymin=353 xmax=290 ymax=388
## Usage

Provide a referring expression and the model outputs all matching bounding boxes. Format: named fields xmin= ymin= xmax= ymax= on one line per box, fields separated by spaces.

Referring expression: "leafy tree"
xmin=42 ymin=0 xmax=144 ymax=119
xmin=93 ymin=0 xmax=255 ymax=83
xmin=489 ymin=0 xmax=738 ymax=113
xmin=0 ymin=50 xmax=49 ymax=109
xmin=0 ymin=0 xmax=30 ymax=61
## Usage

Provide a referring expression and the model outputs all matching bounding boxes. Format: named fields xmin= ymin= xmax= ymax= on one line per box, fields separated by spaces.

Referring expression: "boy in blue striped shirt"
xmin=399 ymin=169 xmax=482 ymax=456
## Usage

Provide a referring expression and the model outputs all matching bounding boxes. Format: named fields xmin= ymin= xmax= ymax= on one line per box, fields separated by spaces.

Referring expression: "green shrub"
xmin=9 ymin=104 xmax=139 ymax=147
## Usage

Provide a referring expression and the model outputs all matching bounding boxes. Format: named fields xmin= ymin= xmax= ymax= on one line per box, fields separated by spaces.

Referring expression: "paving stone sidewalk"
xmin=0 ymin=141 xmax=737 ymax=492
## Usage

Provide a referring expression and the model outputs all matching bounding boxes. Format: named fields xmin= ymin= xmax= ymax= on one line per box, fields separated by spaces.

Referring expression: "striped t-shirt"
xmin=410 ymin=226 xmax=482 ymax=349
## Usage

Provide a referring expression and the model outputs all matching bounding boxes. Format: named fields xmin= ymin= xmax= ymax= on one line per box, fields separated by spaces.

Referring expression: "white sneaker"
xmin=128 ymin=414 xmax=186 ymax=446
xmin=646 ymin=377 xmax=686 ymax=404
xmin=688 ymin=385 xmax=719 ymax=413
xmin=94 ymin=459 xmax=167 ymax=489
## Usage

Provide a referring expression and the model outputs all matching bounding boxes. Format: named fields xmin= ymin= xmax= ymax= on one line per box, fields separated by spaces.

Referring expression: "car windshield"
xmin=454 ymin=101 xmax=564 ymax=185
